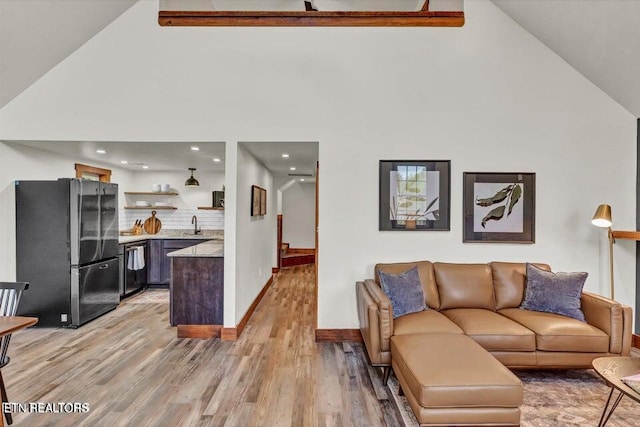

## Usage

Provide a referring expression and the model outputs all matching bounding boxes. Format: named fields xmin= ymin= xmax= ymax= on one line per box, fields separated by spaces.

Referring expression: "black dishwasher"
xmin=120 ymin=241 xmax=147 ymax=298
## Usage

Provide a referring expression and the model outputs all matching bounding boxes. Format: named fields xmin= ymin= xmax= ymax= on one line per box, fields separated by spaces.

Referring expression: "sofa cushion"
xmin=520 ymin=263 xmax=587 ymax=321
xmin=434 ymin=263 xmax=496 ymax=311
xmin=390 ymin=334 xmax=523 ymax=409
xmin=379 ymin=267 xmax=427 ymax=318
xmin=394 ymin=310 xmax=464 ymax=336
xmin=375 ymin=261 xmax=440 ymax=309
xmin=491 ymin=262 xmax=551 ymax=310
xmin=499 ymin=308 xmax=609 ymax=353
xmin=441 ymin=309 xmax=536 ymax=351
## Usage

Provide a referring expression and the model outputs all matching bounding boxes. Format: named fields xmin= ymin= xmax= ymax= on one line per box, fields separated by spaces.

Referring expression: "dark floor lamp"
xmin=591 ymin=204 xmax=640 ymax=300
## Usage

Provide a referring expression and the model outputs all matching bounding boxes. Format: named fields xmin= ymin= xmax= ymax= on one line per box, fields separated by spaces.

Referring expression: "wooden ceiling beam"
xmin=158 ymin=10 xmax=464 ymax=27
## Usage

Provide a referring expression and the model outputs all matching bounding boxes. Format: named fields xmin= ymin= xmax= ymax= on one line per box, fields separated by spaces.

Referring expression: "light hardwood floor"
xmin=5 ymin=265 xmax=402 ymax=426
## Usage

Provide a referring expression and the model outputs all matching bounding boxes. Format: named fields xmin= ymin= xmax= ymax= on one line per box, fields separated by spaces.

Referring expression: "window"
xmin=395 ymin=165 xmax=438 ymax=226
xmin=75 ymin=163 xmax=112 ymax=182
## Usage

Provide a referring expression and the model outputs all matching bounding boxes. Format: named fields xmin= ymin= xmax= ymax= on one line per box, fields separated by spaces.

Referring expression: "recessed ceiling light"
xmin=300 ymin=179 xmax=305 ymax=182
xmin=282 ymin=153 xmax=289 ymax=158
xmin=96 ymin=149 xmax=106 ymax=154
xmin=120 ymin=160 xmax=129 ymax=164
xmin=213 ymin=158 xmax=221 ymax=162
xmin=142 ymin=165 xmax=149 ymax=169
xmin=191 ymin=146 xmax=200 ymax=151
xmin=290 ymin=167 xmax=296 ymax=171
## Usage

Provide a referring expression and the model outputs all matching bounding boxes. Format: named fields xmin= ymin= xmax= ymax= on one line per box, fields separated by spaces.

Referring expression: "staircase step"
xmin=281 ymin=253 xmax=315 ymax=267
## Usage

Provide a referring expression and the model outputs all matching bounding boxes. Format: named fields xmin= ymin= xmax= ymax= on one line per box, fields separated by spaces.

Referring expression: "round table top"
xmin=592 ymin=357 xmax=640 ymax=403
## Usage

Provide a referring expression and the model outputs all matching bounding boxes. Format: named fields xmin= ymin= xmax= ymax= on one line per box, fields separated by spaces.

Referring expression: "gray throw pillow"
xmin=378 ymin=266 xmax=427 ymax=318
xmin=520 ymin=263 xmax=587 ymax=322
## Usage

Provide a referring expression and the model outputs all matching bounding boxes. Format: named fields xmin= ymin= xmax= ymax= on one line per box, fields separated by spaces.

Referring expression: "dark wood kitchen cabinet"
xmin=147 ymin=239 xmax=202 ymax=286
xmin=147 ymin=239 xmax=163 ymax=285
xmin=170 ymin=256 xmax=224 ymax=327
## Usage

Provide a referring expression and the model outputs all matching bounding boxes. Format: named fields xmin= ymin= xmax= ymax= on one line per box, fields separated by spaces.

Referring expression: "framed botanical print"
xmin=379 ymin=160 xmax=451 ymax=231
xmin=463 ymin=172 xmax=535 ymax=243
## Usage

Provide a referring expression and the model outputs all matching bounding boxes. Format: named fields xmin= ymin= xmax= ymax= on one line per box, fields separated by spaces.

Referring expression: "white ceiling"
xmin=1 ymin=0 xmax=638 ymax=116
xmin=4 ymin=0 xmax=637 ymax=174
xmin=5 ymin=141 xmax=226 ymax=172
xmin=5 ymin=140 xmax=320 ymax=176
xmin=493 ymin=0 xmax=640 ymax=119
xmin=0 ymin=0 xmax=460 ymax=109
xmin=0 ymin=0 xmax=137 ymax=108
xmin=159 ymin=0 xmax=640 ymax=116
xmin=241 ymin=142 xmax=318 ymax=178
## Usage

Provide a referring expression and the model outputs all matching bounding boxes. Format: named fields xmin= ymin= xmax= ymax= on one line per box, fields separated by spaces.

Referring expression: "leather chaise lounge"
xmin=356 ymin=261 xmax=633 ymax=426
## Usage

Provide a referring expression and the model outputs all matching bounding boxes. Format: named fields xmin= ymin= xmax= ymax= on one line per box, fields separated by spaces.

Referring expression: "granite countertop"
xmin=119 ymin=229 xmax=223 ymax=244
xmin=167 ymin=240 xmax=224 ymax=258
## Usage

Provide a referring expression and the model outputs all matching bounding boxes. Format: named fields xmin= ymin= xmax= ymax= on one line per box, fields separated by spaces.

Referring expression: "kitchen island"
xmin=167 ymin=240 xmax=224 ymax=339
xmin=118 ymin=229 xmax=223 ymax=288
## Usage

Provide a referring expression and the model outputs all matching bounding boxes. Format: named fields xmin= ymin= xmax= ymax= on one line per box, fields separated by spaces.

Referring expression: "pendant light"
xmin=184 ymin=168 xmax=200 ymax=186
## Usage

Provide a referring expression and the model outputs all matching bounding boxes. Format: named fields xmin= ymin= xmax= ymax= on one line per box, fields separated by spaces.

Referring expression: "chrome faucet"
xmin=191 ymin=215 xmax=201 ymax=234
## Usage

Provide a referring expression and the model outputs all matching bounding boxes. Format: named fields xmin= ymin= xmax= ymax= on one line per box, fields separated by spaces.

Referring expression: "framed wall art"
xmin=379 ymin=160 xmax=450 ymax=231
xmin=251 ymin=185 xmax=261 ymax=217
xmin=251 ymin=185 xmax=267 ymax=217
xmin=463 ymin=172 xmax=535 ymax=243
xmin=260 ymin=187 xmax=267 ymax=216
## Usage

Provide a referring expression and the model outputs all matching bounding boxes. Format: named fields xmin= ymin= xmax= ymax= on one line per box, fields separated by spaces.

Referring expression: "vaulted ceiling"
xmin=1 ymin=0 xmax=639 ymax=117
xmin=0 ymin=0 xmax=137 ymax=108
xmin=492 ymin=0 xmax=640 ymax=119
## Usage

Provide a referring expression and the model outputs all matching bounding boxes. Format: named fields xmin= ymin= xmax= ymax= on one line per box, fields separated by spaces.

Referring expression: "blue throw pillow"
xmin=378 ymin=267 xmax=427 ymax=318
xmin=520 ymin=263 xmax=587 ymax=322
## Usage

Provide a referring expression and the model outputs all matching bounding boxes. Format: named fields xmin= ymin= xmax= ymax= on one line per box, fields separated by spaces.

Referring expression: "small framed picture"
xmin=251 ymin=185 xmax=261 ymax=217
xmin=259 ymin=188 xmax=267 ymax=216
xmin=463 ymin=172 xmax=535 ymax=243
xmin=379 ymin=160 xmax=451 ymax=231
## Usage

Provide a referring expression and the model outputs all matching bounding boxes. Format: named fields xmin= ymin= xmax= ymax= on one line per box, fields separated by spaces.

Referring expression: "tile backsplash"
xmin=119 ymin=209 xmax=224 ymax=231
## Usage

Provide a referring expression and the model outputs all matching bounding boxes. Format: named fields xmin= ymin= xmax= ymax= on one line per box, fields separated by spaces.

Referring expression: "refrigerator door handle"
xmin=99 ymin=264 xmax=109 ymax=270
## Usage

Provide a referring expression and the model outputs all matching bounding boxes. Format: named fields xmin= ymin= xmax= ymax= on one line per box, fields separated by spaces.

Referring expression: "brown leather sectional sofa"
xmin=356 ymin=261 xmax=633 ymax=426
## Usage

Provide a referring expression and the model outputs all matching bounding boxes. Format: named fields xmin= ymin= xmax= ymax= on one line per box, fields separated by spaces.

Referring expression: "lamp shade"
xmin=591 ymin=204 xmax=612 ymax=228
xmin=185 ymin=168 xmax=200 ymax=187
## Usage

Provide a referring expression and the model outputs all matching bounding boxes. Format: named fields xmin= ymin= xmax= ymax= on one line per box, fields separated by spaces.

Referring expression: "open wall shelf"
xmin=124 ymin=206 xmax=178 ymax=210
xmin=125 ymin=192 xmax=179 ymax=196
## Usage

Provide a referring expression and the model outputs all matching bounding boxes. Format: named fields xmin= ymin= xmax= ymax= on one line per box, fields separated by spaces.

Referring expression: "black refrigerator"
xmin=15 ymin=179 xmax=120 ymax=327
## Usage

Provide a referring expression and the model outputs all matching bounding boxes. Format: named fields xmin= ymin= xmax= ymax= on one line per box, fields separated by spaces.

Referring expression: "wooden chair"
xmin=0 ymin=282 xmax=29 ymax=425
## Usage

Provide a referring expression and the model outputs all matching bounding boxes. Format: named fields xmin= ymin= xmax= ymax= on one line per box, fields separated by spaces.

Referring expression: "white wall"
xmin=234 ymin=144 xmax=277 ymax=324
xmin=275 ymin=176 xmax=296 ymax=215
xmin=0 ymin=141 xmax=135 ymax=281
xmin=282 ymin=181 xmax=316 ymax=248
xmin=0 ymin=0 xmax=636 ymax=328
xmin=223 ymin=141 xmax=237 ymax=327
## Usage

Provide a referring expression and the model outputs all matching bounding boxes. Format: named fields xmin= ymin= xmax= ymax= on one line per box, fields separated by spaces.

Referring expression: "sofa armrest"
xmin=621 ymin=304 xmax=633 ymax=356
xmin=356 ymin=281 xmax=382 ymax=364
xmin=356 ymin=279 xmax=393 ymax=365
xmin=581 ymin=292 xmax=631 ymax=355
xmin=363 ymin=279 xmax=394 ymax=353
